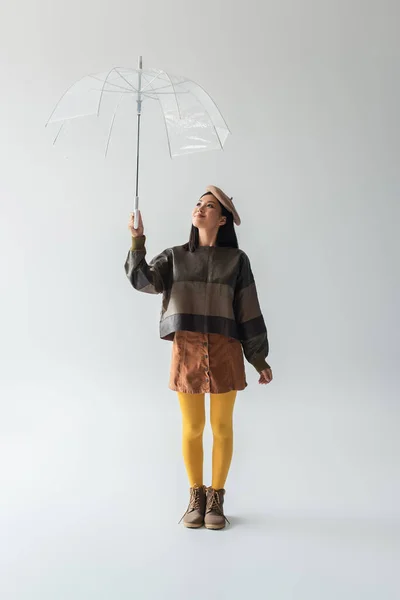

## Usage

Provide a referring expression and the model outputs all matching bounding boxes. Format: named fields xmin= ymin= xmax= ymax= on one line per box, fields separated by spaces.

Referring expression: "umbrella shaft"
xmin=135 ymin=111 xmax=141 ymax=198
xmin=135 ymin=55 xmax=143 ymax=204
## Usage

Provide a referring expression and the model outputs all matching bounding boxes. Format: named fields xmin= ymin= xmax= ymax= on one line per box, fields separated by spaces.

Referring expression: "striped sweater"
xmin=124 ymin=235 xmax=270 ymax=373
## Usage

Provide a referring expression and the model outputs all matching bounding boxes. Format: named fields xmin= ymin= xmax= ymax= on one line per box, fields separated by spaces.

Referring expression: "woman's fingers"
xmin=135 ymin=211 xmax=143 ymax=228
xmin=259 ymin=368 xmax=273 ymax=385
xmin=128 ymin=211 xmax=144 ymax=236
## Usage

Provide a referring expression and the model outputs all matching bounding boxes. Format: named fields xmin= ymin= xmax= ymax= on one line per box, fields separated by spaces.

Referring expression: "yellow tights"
xmin=177 ymin=390 xmax=237 ymax=490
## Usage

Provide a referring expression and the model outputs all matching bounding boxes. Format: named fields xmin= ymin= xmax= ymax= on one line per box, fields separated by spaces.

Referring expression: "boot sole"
xmin=204 ymin=523 xmax=225 ymax=530
xmin=183 ymin=522 xmax=204 ymax=528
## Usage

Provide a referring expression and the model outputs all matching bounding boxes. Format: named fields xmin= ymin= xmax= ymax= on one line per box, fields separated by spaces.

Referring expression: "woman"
xmin=125 ymin=185 xmax=273 ymax=530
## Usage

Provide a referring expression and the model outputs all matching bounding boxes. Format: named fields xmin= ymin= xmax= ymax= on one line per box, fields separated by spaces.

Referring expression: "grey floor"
xmin=2 ymin=375 xmax=399 ymax=599
xmin=3 ymin=490 xmax=399 ymax=600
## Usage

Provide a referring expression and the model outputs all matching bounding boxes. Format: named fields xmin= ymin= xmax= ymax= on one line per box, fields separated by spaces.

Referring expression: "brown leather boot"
xmin=204 ymin=487 xmax=230 ymax=530
xmin=178 ymin=484 xmax=207 ymax=528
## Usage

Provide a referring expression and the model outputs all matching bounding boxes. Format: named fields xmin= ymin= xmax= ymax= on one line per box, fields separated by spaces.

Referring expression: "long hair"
xmin=183 ymin=192 xmax=239 ymax=252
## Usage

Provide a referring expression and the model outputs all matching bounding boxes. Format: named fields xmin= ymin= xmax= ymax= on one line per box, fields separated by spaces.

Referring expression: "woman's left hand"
xmin=259 ymin=367 xmax=273 ymax=385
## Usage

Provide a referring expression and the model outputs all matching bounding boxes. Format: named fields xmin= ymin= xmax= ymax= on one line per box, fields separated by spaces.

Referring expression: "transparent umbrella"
xmin=46 ymin=56 xmax=230 ymax=228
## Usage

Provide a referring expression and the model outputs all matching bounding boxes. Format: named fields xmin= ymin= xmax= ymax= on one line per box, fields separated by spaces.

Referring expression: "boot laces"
xmin=206 ymin=488 xmax=230 ymax=524
xmin=178 ymin=486 xmax=204 ymax=524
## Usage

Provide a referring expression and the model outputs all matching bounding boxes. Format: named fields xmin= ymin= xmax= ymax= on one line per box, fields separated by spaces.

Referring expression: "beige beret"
xmin=205 ymin=185 xmax=241 ymax=226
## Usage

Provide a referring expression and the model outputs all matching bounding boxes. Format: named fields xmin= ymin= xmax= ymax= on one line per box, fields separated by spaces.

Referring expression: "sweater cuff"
xmin=131 ymin=235 xmax=146 ymax=251
xmin=251 ymin=355 xmax=271 ymax=373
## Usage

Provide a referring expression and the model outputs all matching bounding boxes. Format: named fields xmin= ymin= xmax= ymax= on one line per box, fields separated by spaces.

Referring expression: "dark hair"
xmin=183 ymin=192 xmax=239 ymax=252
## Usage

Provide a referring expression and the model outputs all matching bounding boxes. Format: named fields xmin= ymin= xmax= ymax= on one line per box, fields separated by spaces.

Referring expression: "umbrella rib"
xmin=97 ymin=67 xmax=120 ymax=116
xmin=90 ymin=88 xmax=134 ymax=94
xmin=140 ymin=71 xmax=165 ymax=92
xmin=186 ymin=90 xmax=223 ymax=150
xmin=53 ymin=122 xmax=65 ymax=145
xmin=157 ymin=97 xmax=173 ymax=159
xmin=142 ymin=76 xmax=173 ymax=158
xmin=45 ymin=74 xmax=88 ymax=126
xmin=140 ymin=72 xmax=190 ymax=92
xmin=89 ymin=88 xmax=188 ymax=96
xmin=89 ymin=88 xmax=189 ymax=96
xmin=88 ymin=74 xmax=133 ymax=93
xmin=105 ymin=92 xmax=125 ymax=157
xmin=145 ymin=90 xmax=189 ymax=95
xmin=114 ymin=68 xmax=139 ymax=93
xmin=141 ymin=80 xmax=190 ymax=93
xmin=160 ymin=71 xmax=181 ymax=120
xmin=184 ymin=77 xmax=231 ymax=135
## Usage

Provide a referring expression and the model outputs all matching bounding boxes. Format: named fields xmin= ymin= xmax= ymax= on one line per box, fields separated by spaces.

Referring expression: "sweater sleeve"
xmin=124 ymin=235 xmax=171 ymax=295
xmin=233 ymin=251 xmax=270 ymax=373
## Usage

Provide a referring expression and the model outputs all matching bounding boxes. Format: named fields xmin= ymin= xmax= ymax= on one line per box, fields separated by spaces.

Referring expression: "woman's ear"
xmin=220 ymin=216 xmax=227 ymax=226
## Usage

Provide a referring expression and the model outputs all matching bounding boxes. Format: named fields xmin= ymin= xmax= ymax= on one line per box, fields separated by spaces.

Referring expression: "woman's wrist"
xmin=131 ymin=235 xmax=146 ymax=250
xmin=252 ymin=356 xmax=271 ymax=373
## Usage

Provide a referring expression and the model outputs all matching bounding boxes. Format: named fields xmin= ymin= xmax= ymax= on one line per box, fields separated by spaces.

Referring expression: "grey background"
xmin=0 ymin=0 xmax=399 ymax=598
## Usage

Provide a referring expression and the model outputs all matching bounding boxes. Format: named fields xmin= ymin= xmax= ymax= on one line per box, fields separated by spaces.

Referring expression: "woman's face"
xmin=192 ymin=195 xmax=226 ymax=230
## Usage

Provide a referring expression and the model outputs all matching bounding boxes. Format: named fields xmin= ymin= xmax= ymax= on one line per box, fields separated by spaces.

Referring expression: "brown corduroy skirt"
xmin=168 ymin=330 xmax=248 ymax=394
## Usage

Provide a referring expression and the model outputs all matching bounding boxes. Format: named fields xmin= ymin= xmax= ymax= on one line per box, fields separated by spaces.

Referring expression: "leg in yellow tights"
xmin=177 ymin=390 xmax=237 ymax=489
xmin=177 ymin=393 xmax=206 ymax=487
xmin=210 ymin=391 xmax=236 ymax=489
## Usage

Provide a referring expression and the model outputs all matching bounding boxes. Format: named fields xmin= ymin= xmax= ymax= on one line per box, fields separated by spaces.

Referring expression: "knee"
xmin=183 ymin=420 xmax=205 ymax=440
xmin=211 ymin=420 xmax=233 ymax=440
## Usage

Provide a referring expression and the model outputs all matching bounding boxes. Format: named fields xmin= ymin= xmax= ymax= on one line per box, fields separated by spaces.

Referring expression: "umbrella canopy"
xmin=46 ymin=62 xmax=230 ymax=157
xmin=46 ymin=56 xmax=230 ymax=227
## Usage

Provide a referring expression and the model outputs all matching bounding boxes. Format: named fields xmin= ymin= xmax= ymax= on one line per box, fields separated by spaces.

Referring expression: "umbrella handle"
xmin=133 ymin=195 xmax=140 ymax=230
xmin=133 ymin=209 xmax=140 ymax=230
